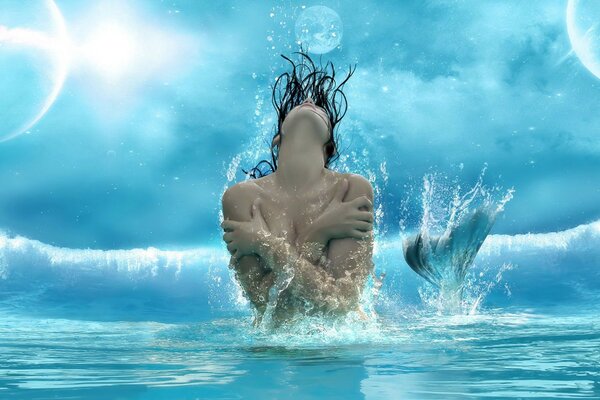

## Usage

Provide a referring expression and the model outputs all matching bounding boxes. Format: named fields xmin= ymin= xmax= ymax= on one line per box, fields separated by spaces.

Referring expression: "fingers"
xmin=353 ymin=210 xmax=374 ymax=223
xmin=350 ymin=195 xmax=373 ymax=211
xmin=227 ymin=242 xmax=237 ymax=254
xmin=353 ymin=220 xmax=373 ymax=232
xmin=222 ymin=232 xmax=233 ymax=243
xmin=333 ymin=178 xmax=349 ymax=203
xmin=221 ymin=219 xmax=240 ymax=231
xmin=233 ymin=249 xmax=242 ymax=261
xmin=349 ymin=228 xmax=372 ymax=239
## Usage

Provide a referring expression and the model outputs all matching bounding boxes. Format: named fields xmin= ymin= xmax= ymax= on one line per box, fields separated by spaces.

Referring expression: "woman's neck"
xmin=274 ymin=150 xmax=325 ymax=194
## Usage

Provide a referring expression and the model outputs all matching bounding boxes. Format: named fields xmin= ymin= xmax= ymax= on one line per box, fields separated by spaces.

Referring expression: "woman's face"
xmin=281 ymin=97 xmax=331 ymax=145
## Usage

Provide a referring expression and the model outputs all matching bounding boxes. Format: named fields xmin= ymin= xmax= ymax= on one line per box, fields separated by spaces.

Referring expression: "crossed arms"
xmin=221 ymin=174 xmax=375 ymax=322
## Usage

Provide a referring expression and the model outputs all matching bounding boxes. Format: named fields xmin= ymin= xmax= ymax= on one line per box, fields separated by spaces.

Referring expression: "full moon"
xmin=0 ymin=0 xmax=69 ymax=142
xmin=294 ymin=6 xmax=343 ymax=54
xmin=566 ymin=0 xmax=600 ymax=79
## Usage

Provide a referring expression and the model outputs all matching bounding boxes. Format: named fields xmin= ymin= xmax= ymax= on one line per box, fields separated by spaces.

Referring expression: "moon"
xmin=294 ymin=6 xmax=343 ymax=54
xmin=566 ymin=0 xmax=600 ymax=79
xmin=0 ymin=0 xmax=69 ymax=143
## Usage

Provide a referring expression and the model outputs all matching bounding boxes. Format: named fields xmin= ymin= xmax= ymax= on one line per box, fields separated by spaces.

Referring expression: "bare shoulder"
xmin=221 ymin=180 xmax=262 ymax=220
xmin=340 ymin=172 xmax=374 ymax=201
xmin=222 ymin=180 xmax=256 ymax=201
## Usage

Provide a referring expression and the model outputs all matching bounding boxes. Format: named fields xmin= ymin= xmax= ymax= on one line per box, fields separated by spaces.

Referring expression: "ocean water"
xmin=2 ymin=0 xmax=600 ymax=399
xmin=1 ymin=220 xmax=599 ymax=399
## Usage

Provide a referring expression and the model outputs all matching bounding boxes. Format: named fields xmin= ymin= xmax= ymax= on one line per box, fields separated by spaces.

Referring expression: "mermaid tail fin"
xmin=403 ymin=207 xmax=497 ymax=288
xmin=402 ymin=232 xmax=442 ymax=287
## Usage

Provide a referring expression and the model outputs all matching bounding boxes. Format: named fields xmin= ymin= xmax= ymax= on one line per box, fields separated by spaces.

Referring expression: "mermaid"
xmin=220 ymin=45 xmax=375 ymax=328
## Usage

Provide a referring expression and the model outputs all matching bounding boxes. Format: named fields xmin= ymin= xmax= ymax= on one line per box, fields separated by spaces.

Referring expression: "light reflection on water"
xmin=1 ymin=306 xmax=598 ymax=399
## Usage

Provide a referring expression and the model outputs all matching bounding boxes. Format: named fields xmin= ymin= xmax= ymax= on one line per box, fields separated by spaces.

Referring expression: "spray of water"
xmin=403 ymin=164 xmax=515 ymax=314
xmin=255 ymin=258 xmax=296 ymax=331
xmin=215 ymin=51 xmax=394 ymax=334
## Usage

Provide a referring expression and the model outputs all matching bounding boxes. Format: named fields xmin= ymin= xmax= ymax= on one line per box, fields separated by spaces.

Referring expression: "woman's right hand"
xmin=302 ymin=178 xmax=374 ymax=246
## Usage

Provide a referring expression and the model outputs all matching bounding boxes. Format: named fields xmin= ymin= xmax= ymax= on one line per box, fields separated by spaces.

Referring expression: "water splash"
xmin=255 ymin=259 xmax=296 ymax=331
xmin=220 ymin=123 xmax=391 ymax=331
xmin=255 ymin=256 xmax=382 ymax=332
xmin=402 ymin=165 xmax=515 ymax=314
xmin=252 ymin=304 xmax=385 ymax=345
xmin=417 ymin=261 xmax=516 ymax=315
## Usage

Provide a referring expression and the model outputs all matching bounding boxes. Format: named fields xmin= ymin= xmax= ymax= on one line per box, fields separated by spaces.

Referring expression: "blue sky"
xmin=1 ymin=0 xmax=599 ymax=249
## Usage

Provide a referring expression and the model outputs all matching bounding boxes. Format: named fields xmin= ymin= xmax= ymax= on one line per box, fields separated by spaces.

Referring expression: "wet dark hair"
xmin=242 ymin=43 xmax=357 ymax=179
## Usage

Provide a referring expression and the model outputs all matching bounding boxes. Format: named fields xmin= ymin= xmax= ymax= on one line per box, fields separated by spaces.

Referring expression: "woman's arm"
xmin=255 ymin=232 xmax=359 ymax=313
xmin=221 ymin=183 xmax=274 ymax=318
xmin=222 ymin=182 xmax=334 ymax=317
xmin=322 ymin=174 xmax=375 ymax=310
xmin=222 ymin=174 xmax=375 ymax=316
xmin=293 ymin=175 xmax=373 ymax=267
xmin=256 ymin=174 xmax=375 ymax=313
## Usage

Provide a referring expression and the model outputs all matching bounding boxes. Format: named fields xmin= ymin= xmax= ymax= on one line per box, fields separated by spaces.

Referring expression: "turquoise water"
xmin=1 ymin=1 xmax=600 ymax=398
xmin=1 ymin=306 xmax=598 ymax=399
xmin=1 ymin=222 xmax=599 ymax=399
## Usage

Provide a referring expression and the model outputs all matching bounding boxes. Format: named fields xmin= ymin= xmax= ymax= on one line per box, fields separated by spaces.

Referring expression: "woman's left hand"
xmin=221 ymin=198 xmax=271 ymax=261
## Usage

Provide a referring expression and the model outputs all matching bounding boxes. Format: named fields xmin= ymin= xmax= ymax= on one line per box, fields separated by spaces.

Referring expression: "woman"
xmin=220 ymin=46 xmax=375 ymax=327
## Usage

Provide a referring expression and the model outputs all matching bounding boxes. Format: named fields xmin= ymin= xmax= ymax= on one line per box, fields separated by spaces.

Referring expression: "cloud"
xmin=337 ymin=0 xmax=600 ymax=234
xmin=0 ymin=0 xmax=598 ymax=248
